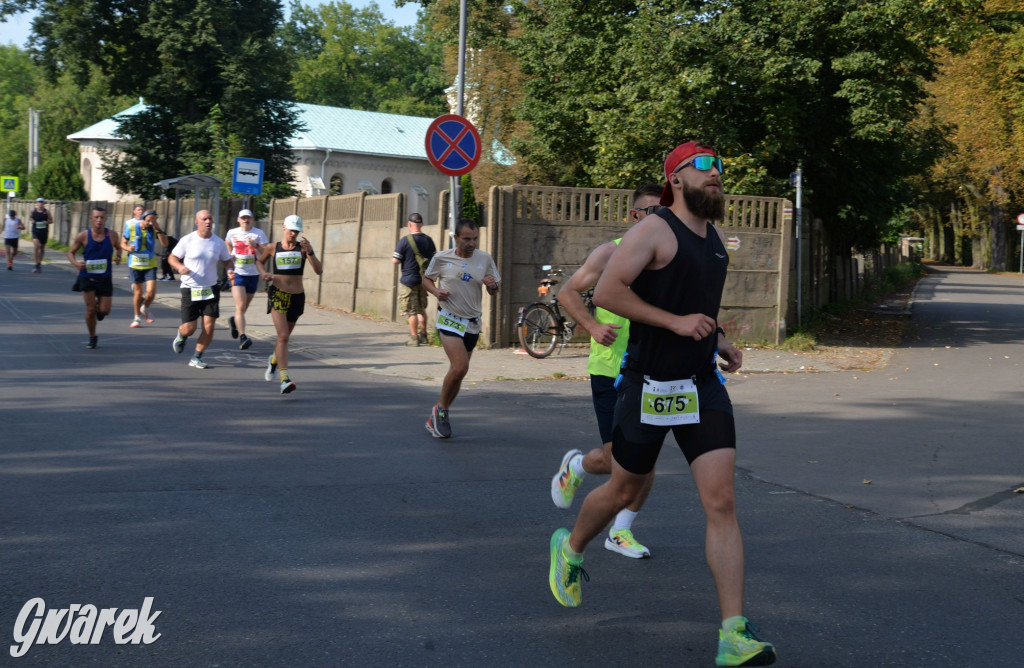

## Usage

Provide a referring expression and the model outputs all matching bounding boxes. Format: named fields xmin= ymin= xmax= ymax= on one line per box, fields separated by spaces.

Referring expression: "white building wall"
xmin=78 ymin=142 xmax=125 ymax=202
xmin=77 ymin=143 xmax=448 ymax=227
xmin=292 ymin=150 xmax=448 ymax=227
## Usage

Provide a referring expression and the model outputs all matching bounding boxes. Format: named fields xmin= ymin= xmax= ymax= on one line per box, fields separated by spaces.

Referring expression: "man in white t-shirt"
xmin=4 ymin=210 xmax=25 ymax=270
xmin=168 ymin=210 xmax=233 ymax=369
xmin=223 ymin=208 xmax=268 ymax=350
xmin=421 ymin=218 xmax=500 ymax=438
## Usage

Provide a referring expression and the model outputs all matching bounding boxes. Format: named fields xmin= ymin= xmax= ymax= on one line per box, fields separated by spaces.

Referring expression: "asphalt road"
xmin=1 ymin=261 xmax=1022 ymax=666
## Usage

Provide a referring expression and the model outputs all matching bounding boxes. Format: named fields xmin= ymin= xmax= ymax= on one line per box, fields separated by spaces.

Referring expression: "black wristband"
xmin=716 ymin=326 xmax=725 ymax=336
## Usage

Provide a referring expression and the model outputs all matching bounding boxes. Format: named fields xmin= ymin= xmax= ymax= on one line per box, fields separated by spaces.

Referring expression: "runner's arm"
xmin=66 ymin=232 xmax=86 ymax=271
xmin=256 ymin=245 xmax=272 ymax=281
xmin=560 ymin=242 xmax=620 ymax=346
xmin=716 ymin=330 xmax=743 ymax=372
xmin=168 ymin=252 xmax=189 ymax=275
xmin=594 ymin=218 xmax=716 ymax=341
xmin=422 ymin=275 xmax=449 ymax=302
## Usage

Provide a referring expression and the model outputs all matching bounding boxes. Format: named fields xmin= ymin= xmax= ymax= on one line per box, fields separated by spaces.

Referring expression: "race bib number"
xmin=235 ymin=253 xmax=255 ymax=266
xmin=128 ymin=253 xmax=153 ymax=269
xmin=191 ymin=287 xmax=214 ymax=301
xmin=436 ymin=309 xmax=469 ymax=336
xmin=640 ymin=377 xmax=700 ymax=426
xmin=85 ymin=259 xmax=108 ymax=274
xmin=275 ymin=250 xmax=302 ymax=270
xmin=34 ymin=221 xmax=47 ymax=229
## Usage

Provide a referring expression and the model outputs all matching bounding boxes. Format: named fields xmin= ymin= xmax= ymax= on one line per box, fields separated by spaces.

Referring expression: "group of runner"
xmin=27 ymin=139 xmax=777 ymax=665
xmin=62 ymin=206 xmax=321 ymax=394
xmin=4 ymin=198 xmax=53 ymax=272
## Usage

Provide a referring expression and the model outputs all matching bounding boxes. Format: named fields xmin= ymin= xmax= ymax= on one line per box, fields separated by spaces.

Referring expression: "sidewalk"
xmin=43 ymin=254 xmax=856 ymax=381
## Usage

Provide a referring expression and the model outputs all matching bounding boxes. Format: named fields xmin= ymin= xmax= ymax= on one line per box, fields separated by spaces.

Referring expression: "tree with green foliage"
xmin=916 ymin=0 xmax=1024 ymax=270
xmin=27 ymin=152 xmax=86 ymax=200
xmin=510 ymin=0 xmax=989 ymax=252
xmin=0 ymin=44 xmax=36 ymax=195
xmin=460 ymin=173 xmax=479 ymax=223
xmin=0 ymin=43 xmax=134 ymax=199
xmin=7 ymin=0 xmax=303 ymax=200
xmin=284 ymin=1 xmax=447 ymax=117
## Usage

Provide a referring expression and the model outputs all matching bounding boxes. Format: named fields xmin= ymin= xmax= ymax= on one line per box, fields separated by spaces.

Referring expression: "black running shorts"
xmin=611 ymin=374 xmax=735 ymax=474
xmin=180 ymin=286 xmax=221 ymax=322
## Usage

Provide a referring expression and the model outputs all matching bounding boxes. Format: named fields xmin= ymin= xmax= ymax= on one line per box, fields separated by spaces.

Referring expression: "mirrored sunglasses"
xmin=677 ymin=155 xmax=724 ymax=174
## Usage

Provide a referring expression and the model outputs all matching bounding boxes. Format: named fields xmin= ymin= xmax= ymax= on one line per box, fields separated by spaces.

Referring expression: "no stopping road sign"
xmin=425 ymin=114 xmax=481 ymax=177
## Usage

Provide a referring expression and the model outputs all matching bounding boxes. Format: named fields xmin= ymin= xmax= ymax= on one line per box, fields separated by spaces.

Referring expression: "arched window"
xmin=381 ymin=178 xmax=393 ymax=194
xmin=82 ymin=158 xmax=92 ymax=197
xmin=329 ymin=174 xmax=343 ymax=195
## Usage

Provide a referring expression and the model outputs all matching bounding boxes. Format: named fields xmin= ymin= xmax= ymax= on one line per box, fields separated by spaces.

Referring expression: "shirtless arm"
xmin=560 ymin=242 xmax=620 ymax=346
xmin=67 ymin=231 xmax=87 ymax=271
xmin=593 ymin=216 xmax=717 ymax=341
xmin=256 ymin=245 xmax=273 ymax=281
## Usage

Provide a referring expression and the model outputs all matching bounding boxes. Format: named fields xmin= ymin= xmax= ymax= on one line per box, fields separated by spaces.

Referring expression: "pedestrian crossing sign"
xmin=0 ymin=176 xmax=18 ymax=192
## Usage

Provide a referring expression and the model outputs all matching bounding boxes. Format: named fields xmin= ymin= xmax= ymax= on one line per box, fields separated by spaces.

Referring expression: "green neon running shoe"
xmin=550 ymin=449 xmax=583 ymax=509
xmin=604 ymin=528 xmax=651 ymax=559
xmin=548 ymin=528 xmax=588 ymax=608
xmin=715 ymin=617 xmax=776 ymax=666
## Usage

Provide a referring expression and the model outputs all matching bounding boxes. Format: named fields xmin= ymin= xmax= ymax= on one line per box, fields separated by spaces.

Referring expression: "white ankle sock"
xmin=612 ymin=509 xmax=638 ymax=533
xmin=569 ymin=454 xmax=586 ymax=478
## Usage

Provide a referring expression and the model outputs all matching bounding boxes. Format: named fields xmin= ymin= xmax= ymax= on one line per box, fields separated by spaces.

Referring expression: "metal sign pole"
xmin=448 ymin=0 xmax=468 ymax=248
xmin=794 ymin=165 xmax=803 ymax=326
xmin=1017 ymin=214 xmax=1024 ymax=274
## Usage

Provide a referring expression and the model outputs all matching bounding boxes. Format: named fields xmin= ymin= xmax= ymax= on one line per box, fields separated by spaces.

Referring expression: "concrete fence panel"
xmin=320 ymin=193 xmax=364 ymax=312
xmin=354 ymin=193 xmax=402 ymax=320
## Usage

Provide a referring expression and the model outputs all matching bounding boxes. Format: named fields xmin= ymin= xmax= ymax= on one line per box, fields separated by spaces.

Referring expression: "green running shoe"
xmin=551 ymin=449 xmax=583 ymax=509
xmin=548 ymin=528 xmax=588 ymax=608
xmin=716 ymin=617 xmax=776 ymax=666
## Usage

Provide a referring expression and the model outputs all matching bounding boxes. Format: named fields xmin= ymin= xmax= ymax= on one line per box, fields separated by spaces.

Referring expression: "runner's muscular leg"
xmin=438 ymin=334 xmax=471 ymax=408
xmin=691 ymin=446 xmax=744 ymax=621
xmin=568 ymin=458 xmax=647 ymax=554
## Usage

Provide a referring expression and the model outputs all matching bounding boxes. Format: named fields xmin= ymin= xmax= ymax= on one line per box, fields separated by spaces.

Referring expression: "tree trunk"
xmin=951 ymin=201 xmax=963 ymax=266
xmin=989 ymin=172 xmax=1007 ymax=271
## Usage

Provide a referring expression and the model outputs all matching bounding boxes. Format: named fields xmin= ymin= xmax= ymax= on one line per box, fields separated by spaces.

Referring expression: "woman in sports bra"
xmin=256 ymin=214 xmax=323 ymax=394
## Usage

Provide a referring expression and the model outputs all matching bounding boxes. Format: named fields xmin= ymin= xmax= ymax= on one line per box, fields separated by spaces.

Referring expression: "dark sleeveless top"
xmin=271 ymin=241 xmax=306 ymax=276
xmin=78 ymin=229 xmax=114 ymax=279
xmin=624 ymin=209 xmax=729 ymax=381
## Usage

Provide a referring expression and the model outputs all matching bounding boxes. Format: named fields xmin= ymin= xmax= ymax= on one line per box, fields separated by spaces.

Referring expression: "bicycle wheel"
xmin=518 ymin=303 xmax=559 ymax=358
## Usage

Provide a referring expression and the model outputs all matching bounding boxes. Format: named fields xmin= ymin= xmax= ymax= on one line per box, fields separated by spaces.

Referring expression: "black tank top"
xmin=624 ymin=209 xmax=728 ymax=381
xmin=271 ymin=241 xmax=305 ymax=276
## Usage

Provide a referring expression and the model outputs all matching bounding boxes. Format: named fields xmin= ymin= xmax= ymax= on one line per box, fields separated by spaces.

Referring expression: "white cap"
xmin=283 ymin=214 xmax=303 ymax=232
xmin=36 ymin=197 xmax=45 ymax=202
xmin=238 ymin=209 xmax=254 ymax=218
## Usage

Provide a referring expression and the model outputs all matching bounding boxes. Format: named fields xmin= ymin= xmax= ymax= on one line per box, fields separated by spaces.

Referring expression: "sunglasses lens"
xmin=692 ymin=156 xmax=723 ymax=172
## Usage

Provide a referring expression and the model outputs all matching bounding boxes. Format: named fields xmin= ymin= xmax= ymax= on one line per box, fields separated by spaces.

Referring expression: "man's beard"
xmin=682 ymin=181 xmax=725 ymax=220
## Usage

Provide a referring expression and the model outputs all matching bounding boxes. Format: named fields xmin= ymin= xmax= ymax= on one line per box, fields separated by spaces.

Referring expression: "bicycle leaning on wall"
xmin=516 ymin=265 xmax=592 ymax=359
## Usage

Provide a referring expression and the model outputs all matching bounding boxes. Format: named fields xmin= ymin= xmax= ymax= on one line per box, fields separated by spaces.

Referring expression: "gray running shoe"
xmin=264 ymin=354 xmax=277 ymax=381
xmin=189 ymin=356 xmax=209 ymax=369
xmin=425 ymin=404 xmax=452 ymax=438
xmin=172 ymin=335 xmax=187 ymax=354
xmin=280 ymin=379 xmax=296 ymax=394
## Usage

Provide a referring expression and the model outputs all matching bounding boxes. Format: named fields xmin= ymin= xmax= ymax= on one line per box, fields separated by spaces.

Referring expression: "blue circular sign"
xmin=425 ymin=114 xmax=482 ymax=177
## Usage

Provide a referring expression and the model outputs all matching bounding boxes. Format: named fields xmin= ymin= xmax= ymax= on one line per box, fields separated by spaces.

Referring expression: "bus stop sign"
xmin=425 ymin=115 xmax=481 ymax=177
xmin=232 ymin=158 xmax=264 ymax=196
